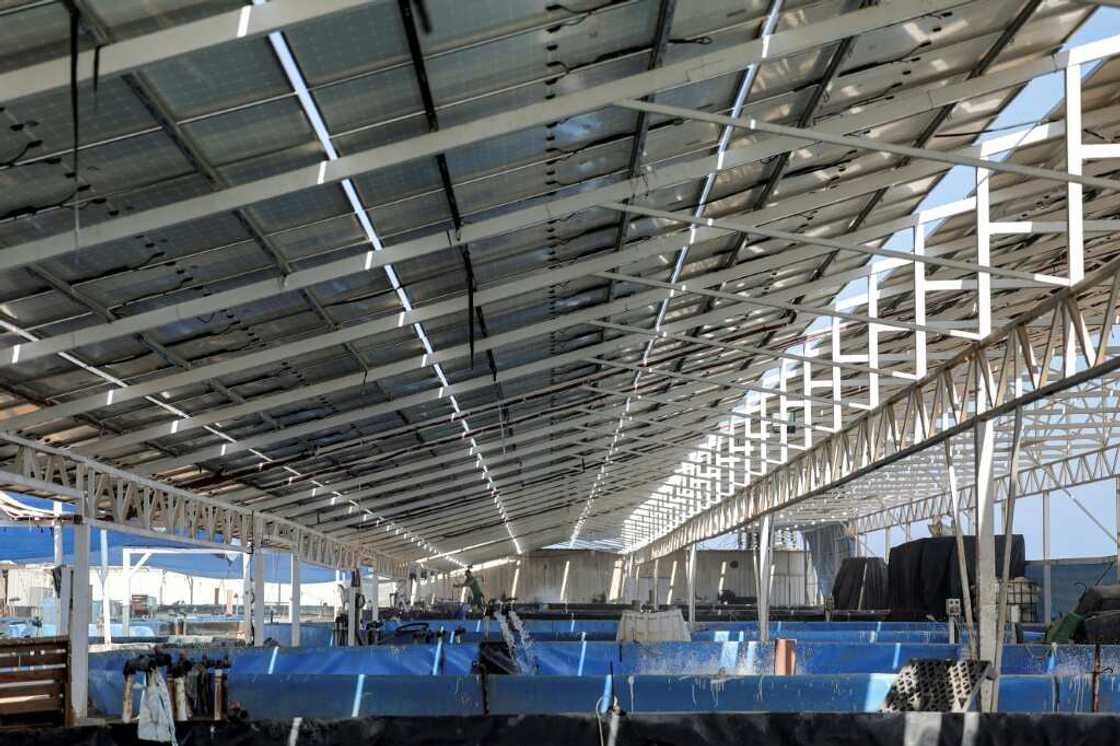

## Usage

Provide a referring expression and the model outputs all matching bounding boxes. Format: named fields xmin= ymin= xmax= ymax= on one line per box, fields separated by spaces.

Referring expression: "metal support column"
xmin=122 ymin=552 xmax=131 ymax=637
xmin=52 ymin=501 xmax=65 ymax=635
xmin=1043 ymin=490 xmax=1052 ymax=622
xmin=990 ymin=409 xmax=1023 ymax=712
xmin=974 ymin=162 xmax=997 ymax=711
xmin=974 ymin=416 xmax=998 ymax=710
xmin=99 ymin=529 xmax=111 ymax=645
xmin=70 ymin=518 xmax=90 ymax=723
xmin=652 ymin=557 xmax=660 ymax=609
xmin=52 ymin=502 xmax=63 ymax=564
xmin=758 ymin=514 xmax=774 ymax=643
xmin=372 ymin=574 xmax=380 ymax=621
xmin=346 ymin=580 xmax=358 ymax=647
xmin=687 ymin=544 xmax=697 ymax=626
xmin=242 ymin=554 xmax=252 ymax=633
xmin=290 ymin=554 xmax=301 ymax=647
xmin=1115 ymin=479 xmax=1120 ymax=583
xmin=252 ymin=547 xmax=265 ymax=647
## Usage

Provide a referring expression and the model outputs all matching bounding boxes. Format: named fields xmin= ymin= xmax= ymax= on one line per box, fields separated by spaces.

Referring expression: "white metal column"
xmin=974 ymin=161 xmax=998 ymax=710
xmin=372 ymin=574 xmax=380 ymax=621
xmin=1043 ymin=490 xmax=1052 ymax=623
xmin=1115 ymin=479 xmax=1120 ymax=583
xmin=52 ymin=502 xmax=65 ymax=634
xmin=346 ymin=572 xmax=358 ymax=647
xmin=252 ymin=548 xmax=266 ymax=647
xmin=121 ymin=552 xmax=131 ymax=638
xmin=652 ymin=558 xmax=660 ymax=609
xmin=758 ymin=514 xmax=774 ymax=643
xmin=290 ymin=554 xmax=301 ymax=647
xmin=974 ymin=419 xmax=998 ymax=708
xmin=1066 ymin=64 xmax=1084 ymax=285
xmin=242 ymin=554 xmax=252 ymax=632
xmin=70 ymin=519 xmax=90 ymax=722
xmin=687 ymin=544 xmax=697 ymax=626
xmin=99 ymin=529 xmax=111 ymax=645
xmin=52 ymin=502 xmax=63 ymax=564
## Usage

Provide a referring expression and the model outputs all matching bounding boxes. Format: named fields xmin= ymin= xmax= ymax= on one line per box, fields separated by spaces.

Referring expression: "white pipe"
xmin=252 ymin=549 xmax=266 ymax=646
xmin=70 ymin=520 xmax=90 ymax=722
xmin=290 ymin=554 xmax=301 ymax=647
xmin=99 ymin=529 xmax=111 ymax=645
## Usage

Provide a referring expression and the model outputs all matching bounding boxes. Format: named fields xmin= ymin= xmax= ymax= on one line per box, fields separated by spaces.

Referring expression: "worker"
xmin=455 ymin=567 xmax=486 ymax=610
xmin=393 ymin=577 xmax=409 ymax=611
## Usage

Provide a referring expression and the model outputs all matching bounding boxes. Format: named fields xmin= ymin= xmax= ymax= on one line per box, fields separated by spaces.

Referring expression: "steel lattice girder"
xmin=0 ymin=432 xmax=404 ymax=574
xmin=629 ymin=247 xmax=1120 ymax=562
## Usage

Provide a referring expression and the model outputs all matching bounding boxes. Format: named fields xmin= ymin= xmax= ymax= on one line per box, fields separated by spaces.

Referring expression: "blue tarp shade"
xmin=0 ymin=524 xmax=336 ymax=582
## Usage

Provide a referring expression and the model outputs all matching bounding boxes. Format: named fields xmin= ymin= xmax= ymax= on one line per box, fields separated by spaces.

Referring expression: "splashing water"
xmin=495 ymin=611 xmax=517 ymax=651
xmin=508 ymin=611 xmax=537 ymax=665
xmin=495 ymin=611 xmax=537 ymax=674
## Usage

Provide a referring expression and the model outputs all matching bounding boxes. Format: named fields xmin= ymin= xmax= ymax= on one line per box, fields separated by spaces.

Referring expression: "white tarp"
xmin=616 ymin=609 xmax=690 ymax=642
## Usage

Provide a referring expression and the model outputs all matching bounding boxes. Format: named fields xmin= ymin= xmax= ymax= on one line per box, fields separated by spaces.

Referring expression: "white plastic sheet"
xmin=137 ymin=670 xmax=177 ymax=744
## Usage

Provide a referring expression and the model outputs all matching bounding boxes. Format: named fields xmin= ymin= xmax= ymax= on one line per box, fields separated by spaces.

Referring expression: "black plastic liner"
xmin=476 ymin=641 xmax=518 ymax=675
xmin=4 ymin=713 xmax=1120 ymax=746
xmin=833 ymin=557 xmax=889 ymax=610
xmin=888 ymin=536 xmax=1025 ymax=620
xmin=1075 ymin=584 xmax=1120 ymax=616
xmin=1082 ymin=609 xmax=1120 ymax=643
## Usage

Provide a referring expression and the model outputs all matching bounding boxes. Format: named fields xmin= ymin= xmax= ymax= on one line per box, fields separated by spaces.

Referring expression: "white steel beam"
xmin=619 ymin=99 xmax=1120 ymax=192
xmin=606 ymin=202 xmax=1070 ymax=286
xmin=0 ymin=0 xmax=380 ymax=105
xmin=0 ymin=1 xmax=960 ymax=274
xmin=123 ymin=290 xmax=848 ymax=475
xmin=2 ymin=64 xmax=1114 ymax=375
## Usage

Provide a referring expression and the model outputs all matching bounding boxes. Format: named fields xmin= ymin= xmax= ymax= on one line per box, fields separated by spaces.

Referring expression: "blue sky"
xmin=861 ymin=7 xmax=1120 ymax=563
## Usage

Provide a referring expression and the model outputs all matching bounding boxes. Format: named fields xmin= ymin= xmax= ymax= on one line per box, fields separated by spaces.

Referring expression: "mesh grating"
xmin=880 ymin=659 xmax=990 ymax=713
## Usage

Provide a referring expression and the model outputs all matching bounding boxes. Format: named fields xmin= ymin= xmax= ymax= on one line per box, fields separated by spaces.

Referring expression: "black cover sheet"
xmin=476 ymin=641 xmax=518 ymax=674
xmin=1082 ymin=609 xmax=1120 ymax=644
xmin=887 ymin=536 xmax=1025 ymax=620
xmin=4 ymin=713 xmax=1120 ymax=746
xmin=832 ymin=557 xmax=889 ymax=610
xmin=1074 ymin=584 xmax=1120 ymax=616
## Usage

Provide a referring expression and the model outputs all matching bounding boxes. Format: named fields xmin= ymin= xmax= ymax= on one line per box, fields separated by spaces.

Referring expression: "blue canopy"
xmin=1 ymin=496 xmax=337 ymax=582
